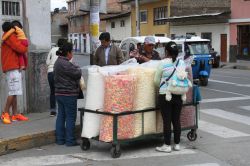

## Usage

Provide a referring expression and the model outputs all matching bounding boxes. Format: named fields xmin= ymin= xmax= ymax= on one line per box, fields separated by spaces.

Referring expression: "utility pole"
xmin=135 ymin=0 xmax=140 ymax=36
xmin=89 ymin=0 xmax=100 ymax=65
xmin=167 ymin=0 xmax=171 ymax=37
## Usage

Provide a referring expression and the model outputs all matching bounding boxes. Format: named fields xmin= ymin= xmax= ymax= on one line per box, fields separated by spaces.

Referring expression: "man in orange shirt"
xmin=1 ymin=21 xmax=29 ymax=124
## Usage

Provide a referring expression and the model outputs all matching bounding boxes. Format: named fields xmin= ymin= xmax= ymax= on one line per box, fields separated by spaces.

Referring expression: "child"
xmin=2 ymin=20 xmax=28 ymax=70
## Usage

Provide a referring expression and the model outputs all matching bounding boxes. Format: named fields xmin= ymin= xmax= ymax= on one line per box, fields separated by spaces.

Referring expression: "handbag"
xmin=78 ymin=89 xmax=84 ymax=99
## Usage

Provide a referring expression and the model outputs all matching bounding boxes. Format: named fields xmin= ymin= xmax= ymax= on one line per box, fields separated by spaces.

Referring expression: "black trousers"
xmin=48 ymin=72 xmax=56 ymax=110
xmin=159 ymin=94 xmax=183 ymax=145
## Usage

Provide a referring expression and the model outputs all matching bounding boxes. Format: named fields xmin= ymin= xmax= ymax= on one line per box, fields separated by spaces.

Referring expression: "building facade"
xmin=102 ymin=12 xmax=131 ymax=43
xmin=67 ymin=0 xmax=125 ymax=54
xmin=169 ymin=0 xmax=230 ymax=62
xmin=123 ymin=0 xmax=170 ymax=37
xmin=229 ymin=0 xmax=250 ymax=61
xmin=51 ymin=7 xmax=68 ymax=45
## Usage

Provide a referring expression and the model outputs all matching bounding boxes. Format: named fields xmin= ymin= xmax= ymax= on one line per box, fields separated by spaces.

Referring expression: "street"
xmin=0 ymin=66 xmax=250 ymax=166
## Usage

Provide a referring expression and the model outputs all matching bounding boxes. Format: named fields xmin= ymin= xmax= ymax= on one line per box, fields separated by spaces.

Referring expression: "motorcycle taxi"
xmin=173 ymin=36 xmax=213 ymax=86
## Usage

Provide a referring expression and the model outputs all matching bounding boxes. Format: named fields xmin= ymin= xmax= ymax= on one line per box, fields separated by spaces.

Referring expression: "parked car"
xmin=210 ymin=48 xmax=221 ymax=68
xmin=119 ymin=36 xmax=171 ymax=60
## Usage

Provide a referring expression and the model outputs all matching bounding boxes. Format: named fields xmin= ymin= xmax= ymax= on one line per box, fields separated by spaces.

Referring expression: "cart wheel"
xmin=187 ymin=131 xmax=197 ymax=141
xmin=81 ymin=137 xmax=90 ymax=151
xmin=110 ymin=144 xmax=121 ymax=158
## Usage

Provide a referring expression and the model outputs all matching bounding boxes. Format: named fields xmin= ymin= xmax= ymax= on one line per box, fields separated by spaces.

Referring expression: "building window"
xmin=120 ymin=20 xmax=125 ymax=27
xmin=140 ymin=10 xmax=147 ymax=23
xmin=154 ymin=6 xmax=168 ymax=25
xmin=111 ymin=22 xmax=115 ymax=28
xmin=2 ymin=1 xmax=20 ymax=16
xmin=201 ymin=32 xmax=212 ymax=43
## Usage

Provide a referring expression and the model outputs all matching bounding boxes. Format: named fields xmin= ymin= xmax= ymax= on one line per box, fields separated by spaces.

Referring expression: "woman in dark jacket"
xmin=54 ymin=42 xmax=82 ymax=146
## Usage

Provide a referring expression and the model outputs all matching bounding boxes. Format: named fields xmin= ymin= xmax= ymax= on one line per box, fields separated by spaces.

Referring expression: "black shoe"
xmin=50 ymin=111 xmax=57 ymax=117
xmin=65 ymin=142 xmax=80 ymax=147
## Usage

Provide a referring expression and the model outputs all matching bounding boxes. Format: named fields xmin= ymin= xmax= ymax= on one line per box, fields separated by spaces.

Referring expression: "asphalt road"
xmin=0 ymin=66 xmax=250 ymax=166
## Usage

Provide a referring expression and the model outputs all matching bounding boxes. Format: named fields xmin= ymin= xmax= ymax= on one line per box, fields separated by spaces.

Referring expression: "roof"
xmin=160 ymin=11 xmax=230 ymax=22
xmin=101 ymin=12 xmax=131 ymax=20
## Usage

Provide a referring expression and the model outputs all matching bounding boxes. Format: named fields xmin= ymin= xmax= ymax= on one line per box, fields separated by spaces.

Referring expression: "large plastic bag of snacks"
xmin=99 ymin=63 xmax=139 ymax=76
xmin=139 ymin=60 xmax=161 ymax=69
xmin=127 ymin=67 xmax=157 ymax=137
xmin=81 ymin=66 xmax=104 ymax=138
xmin=180 ymin=66 xmax=195 ymax=128
xmin=99 ymin=75 xmax=136 ymax=142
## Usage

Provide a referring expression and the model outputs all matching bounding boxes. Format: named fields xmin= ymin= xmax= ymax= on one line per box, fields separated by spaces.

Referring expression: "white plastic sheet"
xmin=81 ymin=67 xmax=104 ymax=138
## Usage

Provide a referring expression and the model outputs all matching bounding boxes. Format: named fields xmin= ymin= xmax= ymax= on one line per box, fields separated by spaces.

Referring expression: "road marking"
xmin=199 ymin=120 xmax=250 ymax=138
xmin=209 ymin=79 xmax=250 ymax=87
xmin=202 ymin=87 xmax=249 ymax=97
xmin=0 ymin=149 xmax=197 ymax=164
xmin=201 ymin=109 xmax=250 ymax=126
xmin=201 ymin=96 xmax=250 ymax=103
xmin=239 ymin=106 xmax=250 ymax=111
xmin=182 ymin=163 xmax=220 ymax=166
xmin=73 ymin=148 xmax=196 ymax=161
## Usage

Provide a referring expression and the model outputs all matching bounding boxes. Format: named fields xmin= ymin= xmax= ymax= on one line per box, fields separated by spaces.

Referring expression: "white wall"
xmin=25 ymin=0 xmax=51 ymax=50
xmin=106 ymin=16 xmax=131 ymax=41
xmin=171 ymin=23 xmax=230 ymax=57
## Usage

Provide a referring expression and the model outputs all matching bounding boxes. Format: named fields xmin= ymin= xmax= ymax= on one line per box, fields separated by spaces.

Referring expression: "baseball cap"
xmin=144 ymin=36 xmax=156 ymax=45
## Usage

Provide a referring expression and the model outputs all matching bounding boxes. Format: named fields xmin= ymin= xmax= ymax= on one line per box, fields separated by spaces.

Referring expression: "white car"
xmin=119 ymin=36 xmax=171 ymax=60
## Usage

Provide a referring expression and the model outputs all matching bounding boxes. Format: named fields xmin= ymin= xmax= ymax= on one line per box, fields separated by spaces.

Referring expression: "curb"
xmin=0 ymin=125 xmax=81 ymax=156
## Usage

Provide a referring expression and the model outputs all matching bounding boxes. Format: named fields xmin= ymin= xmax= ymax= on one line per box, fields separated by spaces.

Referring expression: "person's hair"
xmin=57 ymin=38 xmax=67 ymax=48
xmin=56 ymin=42 xmax=73 ymax=57
xmin=11 ymin=20 xmax=23 ymax=29
xmin=165 ymin=41 xmax=179 ymax=62
xmin=2 ymin=21 xmax=12 ymax=32
xmin=99 ymin=32 xmax=110 ymax=41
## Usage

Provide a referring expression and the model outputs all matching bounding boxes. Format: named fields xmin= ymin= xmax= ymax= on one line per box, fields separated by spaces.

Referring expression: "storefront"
xmin=237 ymin=25 xmax=250 ymax=60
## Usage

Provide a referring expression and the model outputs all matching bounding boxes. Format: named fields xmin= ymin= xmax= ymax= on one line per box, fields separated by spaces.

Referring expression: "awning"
xmin=159 ymin=11 xmax=230 ymax=22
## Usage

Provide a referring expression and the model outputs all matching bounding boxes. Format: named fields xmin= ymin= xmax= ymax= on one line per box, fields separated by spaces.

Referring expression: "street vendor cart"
xmin=78 ymin=84 xmax=199 ymax=158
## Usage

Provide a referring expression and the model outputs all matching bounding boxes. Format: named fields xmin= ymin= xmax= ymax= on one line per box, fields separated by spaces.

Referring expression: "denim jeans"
xmin=48 ymin=72 xmax=56 ymax=111
xmin=55 ymin=95 xmax=77 ymax=146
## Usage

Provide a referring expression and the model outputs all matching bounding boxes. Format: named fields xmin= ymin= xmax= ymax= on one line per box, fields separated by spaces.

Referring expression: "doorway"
xmin=220 ymin=34 xmax=227 ymax=62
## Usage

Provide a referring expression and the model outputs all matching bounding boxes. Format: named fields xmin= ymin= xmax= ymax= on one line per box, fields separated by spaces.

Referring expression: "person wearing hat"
xmin=134 ymin=36 xmax=161 ymax=64
xmin=93 ymin=32 xmax=124 ymax=66
xmin=154 ymin=41 xmax=185 ymax=153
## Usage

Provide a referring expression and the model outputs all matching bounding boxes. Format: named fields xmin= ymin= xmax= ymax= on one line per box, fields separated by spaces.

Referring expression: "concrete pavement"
xmin=0 ymin=60 xmax=249 ymax=156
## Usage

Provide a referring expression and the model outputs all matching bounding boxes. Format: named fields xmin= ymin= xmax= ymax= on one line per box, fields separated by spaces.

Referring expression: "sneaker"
xmin=50 ymin=111 xmax=57 ymax=117
xmin=12 ymin=114 xmax=29 ymax=121
xmin=173 ymin=144 xmax=180 ymax=151
xmin=1 ymin=112 xmax=11 ymax=124
xmin=156 ymin=144 xmax=171 ymax=153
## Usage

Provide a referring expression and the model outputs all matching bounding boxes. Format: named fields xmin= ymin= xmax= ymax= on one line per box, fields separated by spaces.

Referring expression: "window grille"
xmin=2 ymin=1 xmax=20 ymax=16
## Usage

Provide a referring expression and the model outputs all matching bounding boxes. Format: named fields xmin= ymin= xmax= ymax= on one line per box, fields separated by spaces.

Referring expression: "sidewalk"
xmin=220 ymin=60 xmax=250 ymax=70
xmin=0 ymin=110 xmax=81 ymax=156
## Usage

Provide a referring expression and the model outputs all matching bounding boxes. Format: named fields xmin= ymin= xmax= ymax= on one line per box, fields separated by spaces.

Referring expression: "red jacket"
xmin=1 ymin=33 xmax=28 ymax=72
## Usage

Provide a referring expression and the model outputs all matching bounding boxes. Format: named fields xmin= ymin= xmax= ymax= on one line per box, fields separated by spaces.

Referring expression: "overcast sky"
xmin=51 ymin=0 xmax=67 ymax=11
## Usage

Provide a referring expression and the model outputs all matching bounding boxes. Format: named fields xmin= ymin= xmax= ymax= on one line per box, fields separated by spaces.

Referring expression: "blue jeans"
xmin=48 ymin=72 xmax=56 ymax=111
xmin=55 ymin=95 xmax=77 ymax=146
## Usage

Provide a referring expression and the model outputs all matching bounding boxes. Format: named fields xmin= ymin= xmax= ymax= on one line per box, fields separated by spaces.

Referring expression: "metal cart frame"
xmin=78 ymin=101 xmax=199 ymax=158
